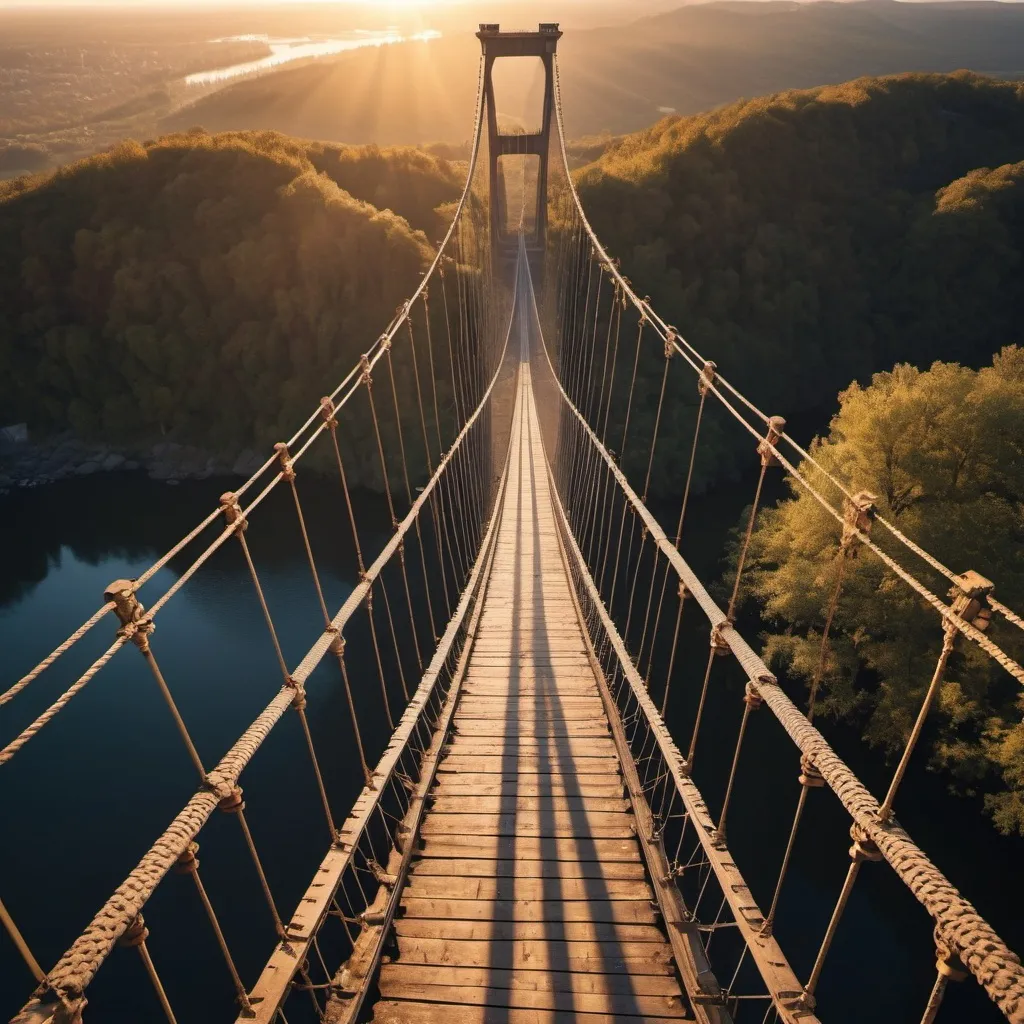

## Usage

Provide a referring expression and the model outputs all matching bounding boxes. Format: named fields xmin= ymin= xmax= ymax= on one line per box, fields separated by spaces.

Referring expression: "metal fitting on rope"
xmin=217 ymin=786 xmax=245 ymax=815
xmin=273 ymin=442 xmax=296 ymax=482
xmin=698 ymin=360 xmax=717 ymax=397
xmin=174 ymin=842 xmax=200 ymax=875
xmin=664 ymin=328 xmax=677 ymax=360
xmin=743 ymin=680 xmax=763 ymax=710
xmin=219 ymin=492 xmax=247 ymax=533
xmin=947 ymin=571 xmax=994 ymax=640
xmin=798 ymin=754 xmax=825 ymax=789
xmin=840 ymin=491 xmax=876 ymax=558
xmin=360 ymin=354 xmax=373 ymax=387
xmin=320 ymin=396 xmax=338 ymax=429
xmin=104 ymin=579 xmax=154 ymax=652
xmin=118 ymin=914 xmax=149 ymax=948
xmin=710 ymin=621 xmax=731 ymax=658
xmin=849 ymin=823 xmax=883 ymax=863
xmin=757 ymin=416 xmax=787 ymax=468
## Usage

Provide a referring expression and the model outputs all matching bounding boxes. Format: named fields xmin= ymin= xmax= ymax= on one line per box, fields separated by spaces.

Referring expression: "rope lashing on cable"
xmin=104 ymin=579 xmax=154 ymax=651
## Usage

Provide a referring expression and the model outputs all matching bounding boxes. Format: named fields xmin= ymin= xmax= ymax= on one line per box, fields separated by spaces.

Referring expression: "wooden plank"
xmin=455 ymin=701 xmax=606 ymax=713
xmin=452 ymin=723 xmax=611 ymax=737
xmin=429 ymin=796 xmax=629 ymax=814
xmin=442 ymin=738 xmax=617 ymax=754
xmin=414 ymin=837 xmax=642 ymax=862
xmin=394 ymin=920 xmax=666 ymax=944
xmin=418 ymin=814 xmax=635 ymax=840
xmin=400 ymin=897 xmax=657 ymax=925
xmin=372 ymin=1000 xmax=685 ymax=1023
xmin=378 ymin=964 xmax=681 ymax=997
xmin=437 ymin=757 xmax=621 ymax=774
xmin=376 ymin=981 xmax=688 ymax=1018
xmin=381 ymin=937 xmax=674 ymax=974
xmin=430 ymin=781 xmax=624 ymax=798
xmin=408 ymin=859 xmax=646 ymax=880
xmin=402 ymin=877 xmax=651 ymax=902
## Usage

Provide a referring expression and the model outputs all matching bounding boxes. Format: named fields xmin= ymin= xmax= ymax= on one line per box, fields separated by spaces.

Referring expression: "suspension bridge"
xmin=4 ymin=24 xmax=1024 ymax=1024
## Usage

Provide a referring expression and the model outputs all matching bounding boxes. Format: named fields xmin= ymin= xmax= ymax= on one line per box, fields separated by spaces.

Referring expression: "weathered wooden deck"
xmin=370 ymin=348 xmax=690 ymax=1022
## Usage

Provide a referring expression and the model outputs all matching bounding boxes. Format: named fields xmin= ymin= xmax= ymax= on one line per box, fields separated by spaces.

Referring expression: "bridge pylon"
xmin=476 ymin=23 xmax=562 ymax=264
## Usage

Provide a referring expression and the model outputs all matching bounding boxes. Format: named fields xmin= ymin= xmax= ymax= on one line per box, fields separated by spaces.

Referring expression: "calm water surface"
xmin=1 ymin=472 xmax=1021 ymax=1022
xmin=187 ymin=31 xmax=442 ymax=86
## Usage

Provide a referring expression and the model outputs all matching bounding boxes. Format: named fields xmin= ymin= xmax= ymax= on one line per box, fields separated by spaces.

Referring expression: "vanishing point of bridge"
xmin=5 ymin=24 xmax=1024 ymax=1024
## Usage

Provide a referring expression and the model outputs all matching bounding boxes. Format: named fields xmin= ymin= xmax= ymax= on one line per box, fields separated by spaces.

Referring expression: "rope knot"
xmin=743 ymin=680 xmax=764 ymax=710
xmin=947 ymin=571 xmax=994 ymax=641
xmin=849 ymin=822 xmax=883 ymax=863
xmin=664 ymin=328 xmax=677 ymax=360
xmin=274 ymin=442 xmax=296 ymax=482
xmin=320 ymin=396 xmax=338 ymax=429
xmin=219 ymin=492 xmax=247 ymax=533
xmin=698 ymin=360 xmax=717 ymax=397
xmin=174 ymin=842 xmax=200 ymax=875
xmin=757 ymin=416 xmax=787 ymax=468
xmin=710 ymin=621 xmax=731 ymax=658
xmin=118 ymin=915 xmax=148 ymax=949
xmin=360 ymin=355 xmax=373 ymax=387
xmin=287 ymin=677 xmax=307 ymax=711
xmin=934 ymin=929 xmax=969 ymax=982
xmin=840 ymin=491 xmax=876 ymax=558
xmin=328 ymin=628 xmax=346 ymax=657
xmin=208 ymin=777 xmax=237 ymax=802
xmin=798 ymin=754 xmax=825 ymax=788
xmin=104 ymin=579 xmax=154 ymax=651
xmin=217 ymin=786 xmax=245 ymax=815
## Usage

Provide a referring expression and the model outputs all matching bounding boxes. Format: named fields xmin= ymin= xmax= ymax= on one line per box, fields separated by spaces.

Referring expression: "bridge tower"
xmin=476 ymin=23 xmax=563 ymax=263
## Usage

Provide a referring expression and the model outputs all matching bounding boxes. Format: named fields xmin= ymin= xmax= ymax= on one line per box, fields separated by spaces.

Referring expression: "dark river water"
xmin=1 ymin=470 xmax=1021 ymax=1023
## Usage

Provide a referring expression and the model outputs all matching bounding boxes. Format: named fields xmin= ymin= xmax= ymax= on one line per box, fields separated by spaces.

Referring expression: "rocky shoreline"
xmin=0 ymin=434 xmax=266 ymax=496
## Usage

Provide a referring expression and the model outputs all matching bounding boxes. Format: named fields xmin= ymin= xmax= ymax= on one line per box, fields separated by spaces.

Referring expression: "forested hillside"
xmin=0 ymin=132 xmax=464 ymax=466
xmin=575 ymin=72 xmax=1024 ymax=492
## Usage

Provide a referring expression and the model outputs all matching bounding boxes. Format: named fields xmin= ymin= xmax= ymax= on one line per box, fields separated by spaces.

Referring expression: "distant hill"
xmin=571 ymin=71 xmax=1024 ymax=492
xmin=163 ymin=1 xmax=1024 ymax=144
xmin=0 ymin=132 xmax=463 ymax=470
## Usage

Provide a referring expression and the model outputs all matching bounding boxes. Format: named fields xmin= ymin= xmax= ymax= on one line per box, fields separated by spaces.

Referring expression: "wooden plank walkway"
xmin=371 ymin=342 xmax=690 ymax=1022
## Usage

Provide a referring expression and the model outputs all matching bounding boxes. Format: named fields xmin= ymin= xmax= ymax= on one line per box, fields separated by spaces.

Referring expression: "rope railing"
xmin=548 ymin=54 xmax=1024 ymax=646
xmin=538 ymin=60 xmax=1024 ymax=1023
xmin=5 ymin=53 xmax=517 ymax=1024
xmin=0 ymin=55 xmax=491 ymax=748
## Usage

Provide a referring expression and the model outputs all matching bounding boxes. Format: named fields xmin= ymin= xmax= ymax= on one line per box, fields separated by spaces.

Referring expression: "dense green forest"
xmin=744 ymin=352 xmax=1024 ymax=834
xmin=576 ymin=71 xmax=1024 ymax=492
xmin=0 ymin=131 xmax=464 ymax=466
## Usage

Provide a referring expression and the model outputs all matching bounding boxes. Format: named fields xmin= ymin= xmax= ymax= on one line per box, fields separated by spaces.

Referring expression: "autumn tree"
xmin=744 ymin=349 xmax=1024 ymax=832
